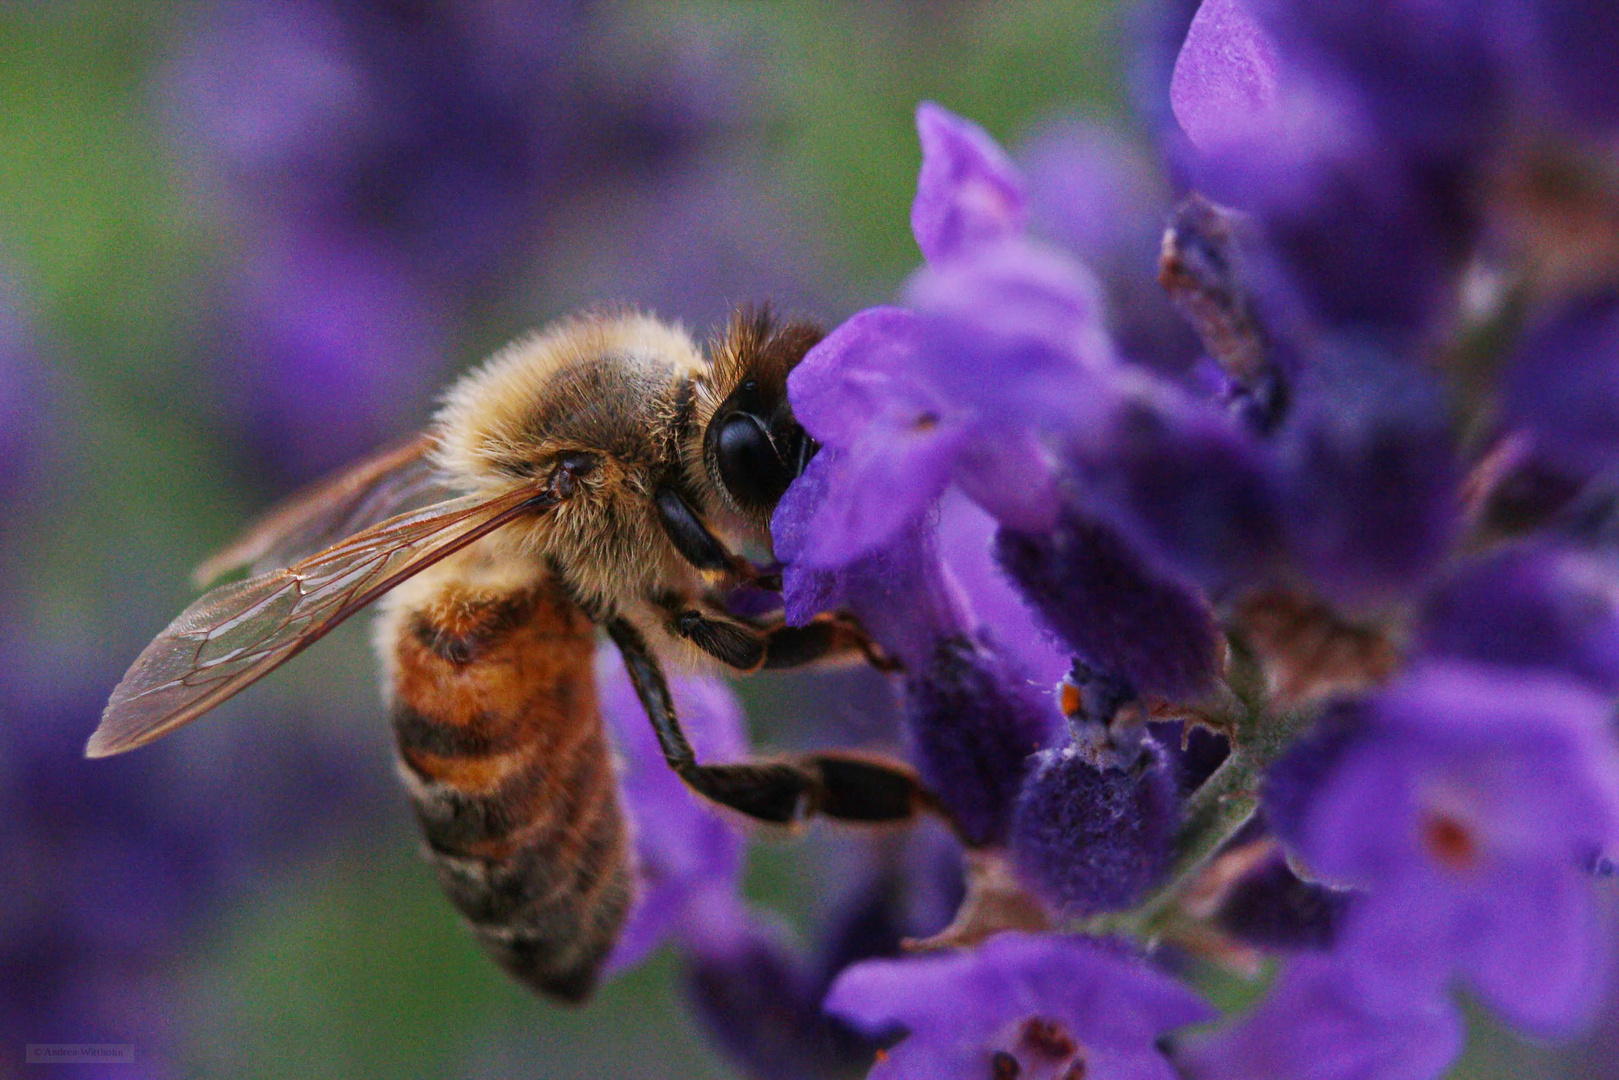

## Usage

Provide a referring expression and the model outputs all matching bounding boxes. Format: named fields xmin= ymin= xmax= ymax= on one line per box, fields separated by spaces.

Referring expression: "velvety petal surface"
xmin=1170 ymin=0 xmax=1280 ymax=151
xmin=911 ymin=102 xmax=1027 ymax=265
xmin=1180 ymin=954 xmax=1465 ymax=1080
xmin=827 ymin=933 xmax=1210 ymax=1080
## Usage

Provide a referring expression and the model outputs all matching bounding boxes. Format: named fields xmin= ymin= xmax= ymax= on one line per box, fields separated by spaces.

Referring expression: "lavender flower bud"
xmin=995 ymin=507 xmax=1223 ymax=701
xmin=1009 ymin=742 xmax=1178 ymax=917
xmin=903 ymin=636 xmax=1056 ymax=847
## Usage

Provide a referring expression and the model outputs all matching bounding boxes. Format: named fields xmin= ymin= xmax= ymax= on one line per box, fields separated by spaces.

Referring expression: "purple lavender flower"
xmin=934 ymin=489 xmax=1071 ymax=689
xmin=780 ymin=103 xmax=1233 ymax=698
xmin=911 ymin=102 xmax=1028 ymax=265
xmin=1019 ymin=117 xmax=1204 ymax=375
xmin=777 ymin=104 xmax=1124 ymax=568
xmin=825 ymin=932 xmax=1211 ymax=1080
xmin=903 ymin=634 xmax=1057 ymax=846
xmin=1419 ymin=543 xmax=1619 ymax=694
xmin=1009 ymin=742 xmax=1179 ymax=916
xmin=1179 ymin=954 xmax=1465 ymax=1080
xmin=779 ymin=295 xmax=1095 ymax=569
xmin=775 ymin=496 xmax=1059 ymax=844
xmin=995 ymin=507 xmax=1222 ymax=700
xmin=1169 ymin=0 xmax=1279 ymax=152
xmin=1501 ymin=290 xmax=1619 ymax=481
xmin=595 ymin=645 xmax=748 ymax=975
xmin=779 ymin=308 xmax=986 ymax=571
xmin=1271 ymin=662 xmax=1619 ymax=1036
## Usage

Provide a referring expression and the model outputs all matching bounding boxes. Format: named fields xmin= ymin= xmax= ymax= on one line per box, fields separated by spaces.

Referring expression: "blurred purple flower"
xmin=1213 ymin=844 xmax=1352 ymax=952
xmin=1190 ymin=87 xmax=1467 ymax=342
xmin=1059 ymin=385 xmax=1284 ymax=596
xmin=683 ymin=898 xmax=875 ymax=1080
xmin=1169 ymin=0 xmax=1279 ymax=152
xmin=536 ymin=153 xmax=839 ymax=334
xmin=1019 ymin=117 xmax=1204 ymax=374
xmin=1169 ymin=0 xmax=1481 ymax=341
xmin=826 ymin=932 xmax=1211 ymax=1080
xmin=1180 ymin=954 xmax=1465 ymax=1080
xmin=1419 ymin=543 xmax=1619 ymax=694
xmin=682 ymin=838 xmax=963 ymax=1080
xmin=596 ymin=645 xmax=747 ymax=975
xmin=911 ymin=102 xmax=1027 ymax=265
xmin=224 ymin=231 xmax=443 ymax=480
xmin=167 ymin=0 xmax=742 ymax=484
xmin=1507 ymin=0 xmax=1619 ymax=130
xmin=1274 ymin=343 xmax=1461 ymax=608
xmin=1272 ymin=662 xmax=1619 ymax=1036
xmin=1502 ymin=290 xmax=1619 ymax=481
xmin=1242 ymin=0 xmax=1502 ymax=161
xmin=0 ymin=630 xmax=385 ymax=1076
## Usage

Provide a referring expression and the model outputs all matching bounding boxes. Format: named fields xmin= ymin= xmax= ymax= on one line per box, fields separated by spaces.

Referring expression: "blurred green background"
xmin=0 ymin=1 xmax=1611 ymax=1078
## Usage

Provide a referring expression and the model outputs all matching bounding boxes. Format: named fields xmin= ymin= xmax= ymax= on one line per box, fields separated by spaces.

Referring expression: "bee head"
xmin=699 ymin=307 xmax=822 ymax=519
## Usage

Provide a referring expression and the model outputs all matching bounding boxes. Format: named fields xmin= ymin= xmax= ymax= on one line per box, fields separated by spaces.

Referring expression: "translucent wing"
xmin=90 ymin=486 xmax=553 ymax=758
xmin=192 ymin=433 xmax=447 ymax=586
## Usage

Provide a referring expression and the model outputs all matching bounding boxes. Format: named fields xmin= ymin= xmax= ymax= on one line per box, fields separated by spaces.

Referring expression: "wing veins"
xmin=91 ymin=486 xmax=551 ymax=757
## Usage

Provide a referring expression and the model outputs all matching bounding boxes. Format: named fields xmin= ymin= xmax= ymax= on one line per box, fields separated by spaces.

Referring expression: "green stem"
xmin=1078 ymin=657 xmax=1318 ymax=943
xmin=1132 ymin=750 xmax=1262 ymax=939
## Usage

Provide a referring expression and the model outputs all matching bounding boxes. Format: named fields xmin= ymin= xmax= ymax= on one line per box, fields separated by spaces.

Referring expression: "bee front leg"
xmin=605 ymin=618 xmax=943 ymax=830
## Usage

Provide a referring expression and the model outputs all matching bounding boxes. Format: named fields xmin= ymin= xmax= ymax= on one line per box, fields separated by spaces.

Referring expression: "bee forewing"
xmin=90 ymin=487 xmax=551 ymax=758
xmin=191 ymin=433 xmax=446 ymax=586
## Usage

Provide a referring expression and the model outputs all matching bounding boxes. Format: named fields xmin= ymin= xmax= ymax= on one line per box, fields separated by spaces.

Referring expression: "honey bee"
xmin=89 ymin=307 xmax=938 ymax=1003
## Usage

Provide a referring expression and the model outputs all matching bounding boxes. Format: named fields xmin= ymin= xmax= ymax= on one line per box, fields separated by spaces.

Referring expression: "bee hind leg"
xmin=606 ymin=617 xmax=943 ymax=829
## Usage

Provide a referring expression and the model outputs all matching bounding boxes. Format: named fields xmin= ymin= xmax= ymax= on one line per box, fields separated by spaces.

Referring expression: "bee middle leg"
xmin=605 ymin=618 xmax=941 ymax=829
xmin=665 ymin=604 xmax=901 ymax=674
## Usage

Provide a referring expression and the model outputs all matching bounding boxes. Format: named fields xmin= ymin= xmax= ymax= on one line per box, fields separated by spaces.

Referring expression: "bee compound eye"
xmin=715 ymin=412 xmax=792 ymax=510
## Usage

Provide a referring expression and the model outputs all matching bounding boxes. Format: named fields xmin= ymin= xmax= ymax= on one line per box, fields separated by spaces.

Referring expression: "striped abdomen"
xmin=385 ymin=570 xmax=631 ymax=1003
